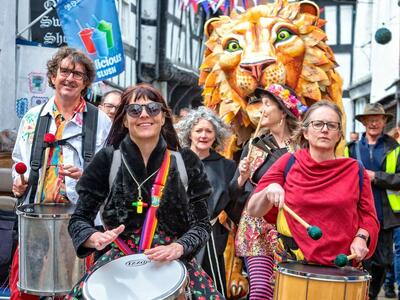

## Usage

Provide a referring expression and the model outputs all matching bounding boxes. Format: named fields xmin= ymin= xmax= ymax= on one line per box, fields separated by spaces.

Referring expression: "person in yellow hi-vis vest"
xmin=345 ymin=103 xmax=400 ymax=300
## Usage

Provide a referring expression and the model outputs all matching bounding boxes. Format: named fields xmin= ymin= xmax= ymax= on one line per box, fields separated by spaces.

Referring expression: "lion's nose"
xmin=240 ymin=59 xmax=276 ymax=82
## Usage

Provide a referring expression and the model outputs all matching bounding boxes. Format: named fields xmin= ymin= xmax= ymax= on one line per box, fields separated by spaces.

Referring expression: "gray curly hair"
xmin=175 ymin=106 xmax=231 ymax=150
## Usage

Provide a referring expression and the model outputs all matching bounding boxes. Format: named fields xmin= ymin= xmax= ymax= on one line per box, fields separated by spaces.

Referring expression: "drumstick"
xmin=36 ymin=133 xmax=56 ymax=204
xmin=334 ymin=253 xmax=357 ymax=267
xmin=246 ymin=109 xmax=264 ymax=160
xmin=15 ymin=162 xmax=27 ymax=185
xmin=283 ymin=204 xmax=322 ymax=240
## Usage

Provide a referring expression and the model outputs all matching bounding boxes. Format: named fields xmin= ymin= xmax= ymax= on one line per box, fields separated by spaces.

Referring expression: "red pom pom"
xmin=44 ymin=133 xmax=56 ymax=143
xmin=15 ymin=162 xmax=27 ymax=174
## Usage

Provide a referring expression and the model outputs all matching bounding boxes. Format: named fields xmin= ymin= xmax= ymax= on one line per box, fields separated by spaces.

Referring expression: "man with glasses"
xmin=99 ymin=90 xmax=122 ymax=121
xmin=10 ymin=47 xmax=111 ymax=300
xmin=345 ymin=103 xmax=400 ymax=300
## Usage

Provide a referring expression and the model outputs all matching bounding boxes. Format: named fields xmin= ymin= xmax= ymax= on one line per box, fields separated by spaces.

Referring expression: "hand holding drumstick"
xmin=12 ymin=162 xmax=28 ymax=197
xmin=15 ymin=162 xmax=27 ymax=185
xmin=237 ymin=110 xmax=264 ymax=187
xmin=334 ymin=239 xmax=369 ymax=267
xmin=266 ymin=183 xmax=322 ymax=240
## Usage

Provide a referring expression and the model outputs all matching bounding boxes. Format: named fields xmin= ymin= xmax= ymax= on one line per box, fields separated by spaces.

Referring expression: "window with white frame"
xmin=340 ymin=5 xmax=353 ymax=45
xmin=324 ymin=6 xmax=337 ymax=45
xmin=120 ymin=0 xmax=131 ymax=43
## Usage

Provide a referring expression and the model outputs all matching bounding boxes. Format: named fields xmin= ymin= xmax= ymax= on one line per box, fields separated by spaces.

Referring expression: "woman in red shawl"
xmin=247 ymin=101 xmax=379 ymax=266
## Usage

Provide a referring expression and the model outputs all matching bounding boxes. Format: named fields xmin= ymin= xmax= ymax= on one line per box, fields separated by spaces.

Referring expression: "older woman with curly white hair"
xmin=175 ymin=106 xmax=238 ymax=297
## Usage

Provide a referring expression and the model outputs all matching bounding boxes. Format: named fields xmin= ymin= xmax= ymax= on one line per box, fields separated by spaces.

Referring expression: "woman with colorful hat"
xmin=231 ymin=83 xmax=305 ymax=300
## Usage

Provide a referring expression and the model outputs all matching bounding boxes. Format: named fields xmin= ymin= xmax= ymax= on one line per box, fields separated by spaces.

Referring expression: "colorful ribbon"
xmin=139 ymin=150 xmax=171 ymax=251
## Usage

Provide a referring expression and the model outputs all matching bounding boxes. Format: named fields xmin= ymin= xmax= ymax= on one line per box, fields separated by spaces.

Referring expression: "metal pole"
xmin=16 ymin=4 xmax=56 ymax=36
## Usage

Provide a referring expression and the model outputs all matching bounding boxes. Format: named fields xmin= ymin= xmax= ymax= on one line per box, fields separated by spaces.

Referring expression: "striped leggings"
xmin=246 ymin=255 xmax=275 ymax=300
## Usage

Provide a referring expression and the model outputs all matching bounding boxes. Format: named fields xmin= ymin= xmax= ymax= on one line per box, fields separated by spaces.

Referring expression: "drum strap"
xmin=26 ymin=104 xmax=50 ymax=204
xmin=82 ymin=103 xmax=98 ymax=169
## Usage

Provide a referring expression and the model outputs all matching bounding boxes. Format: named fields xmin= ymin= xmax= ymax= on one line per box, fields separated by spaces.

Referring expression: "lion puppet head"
xmin=199 ymin=0 xmax=343 ymax=146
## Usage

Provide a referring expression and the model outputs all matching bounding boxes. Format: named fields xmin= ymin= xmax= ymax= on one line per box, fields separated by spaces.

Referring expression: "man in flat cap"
xmin=345 ymin=103 xmax=400 ymax=300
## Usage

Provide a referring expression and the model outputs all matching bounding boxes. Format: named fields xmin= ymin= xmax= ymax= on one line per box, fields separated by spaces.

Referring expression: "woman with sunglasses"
xmin=231 ymin=84 xmax=302 ymax=300
xmin=247 ymin=101 xmax=380 ymax=267
xmin=175 ymin=106 xmax=237 ymax=297
xmin=66 ymin=84 xmax=223 ymax=299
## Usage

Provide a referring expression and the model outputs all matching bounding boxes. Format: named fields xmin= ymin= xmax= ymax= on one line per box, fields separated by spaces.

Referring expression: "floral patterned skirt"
xmin=235 ymin=210 xmax=277 ymax=257
xmin=64 ymin=230 xmax=224 ymax=300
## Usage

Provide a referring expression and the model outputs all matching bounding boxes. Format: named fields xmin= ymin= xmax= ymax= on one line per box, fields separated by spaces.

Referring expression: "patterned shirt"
xmin=12 ymin=96 xmax=112 ymax=204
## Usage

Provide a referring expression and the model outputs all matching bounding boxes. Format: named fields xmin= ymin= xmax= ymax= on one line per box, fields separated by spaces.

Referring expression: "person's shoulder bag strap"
xmin=82 ymin=102 xmax=98 ymax=168
xmin=171 ymin=150 xmax=188 ymax=191
xmin=97 ymin=149 xmax=122 ymax=226
xmin=355 ymin=141 xmax=362 ymax=161
xmin=284 ymin=154 xmax=296 ymax=180
xmin=357 ymin=160 xmax=364 ymax=196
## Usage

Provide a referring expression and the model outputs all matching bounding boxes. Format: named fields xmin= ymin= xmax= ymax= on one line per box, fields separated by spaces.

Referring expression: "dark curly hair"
xmin=46 ymin=47 xmax=96 ymax=96
xmin=107 ymin=83 xmax=180 ymax=150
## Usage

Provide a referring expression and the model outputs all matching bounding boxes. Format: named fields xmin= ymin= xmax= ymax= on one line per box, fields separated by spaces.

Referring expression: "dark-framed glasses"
xmin=309 ymin=120 xmax=341 ymax=131
xmin=59 ymin=67 xmax=87 ymax=80
xmin=126 ymin=102 xmax=164 ymax=118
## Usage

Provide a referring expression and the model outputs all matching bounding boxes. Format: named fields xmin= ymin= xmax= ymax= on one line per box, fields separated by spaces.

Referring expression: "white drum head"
xmin=83 ymin=254 xmax=187 ymax=300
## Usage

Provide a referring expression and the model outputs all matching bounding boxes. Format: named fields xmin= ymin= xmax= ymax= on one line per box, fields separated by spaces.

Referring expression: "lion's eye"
xmin=276 ymin=29 xmax=293 ymax=42
xmin=225 ymin=40 xmax=242 ymax=52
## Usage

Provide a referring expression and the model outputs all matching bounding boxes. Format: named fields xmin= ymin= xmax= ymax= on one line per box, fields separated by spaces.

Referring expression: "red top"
xmin=255 ymin=148 xmax=380 ymax=265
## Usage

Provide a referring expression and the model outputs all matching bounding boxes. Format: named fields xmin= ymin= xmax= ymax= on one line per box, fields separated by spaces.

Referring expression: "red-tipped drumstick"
xmin=15 ymin=162 xmax=27 ymax=185
xmin=36 ymin=133 xmax=56 ymax=203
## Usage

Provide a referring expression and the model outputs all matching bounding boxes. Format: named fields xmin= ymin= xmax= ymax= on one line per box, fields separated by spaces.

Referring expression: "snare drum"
xmin=17 ymin=204 xmax=85 ymax=296
xmin=274 ymin=262 xmax=370 ymax=300
xmin=83 ymin=253 xmax=189 ymax=300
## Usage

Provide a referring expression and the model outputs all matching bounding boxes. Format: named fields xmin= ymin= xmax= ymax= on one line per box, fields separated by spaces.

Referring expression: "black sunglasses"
xmin=126 ymin=102 xmax=164 ymax=118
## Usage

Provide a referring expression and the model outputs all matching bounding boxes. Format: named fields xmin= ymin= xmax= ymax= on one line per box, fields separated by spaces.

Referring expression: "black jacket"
xmin=347 ymin=133 xmax=400 ymax=229
xmin=68 ymin=136 xmax=212 ymax=260
xmin=201 ymin=150 xmax=236 ymax=253
xmin=202 ymin=150 xmax=237 ymax=220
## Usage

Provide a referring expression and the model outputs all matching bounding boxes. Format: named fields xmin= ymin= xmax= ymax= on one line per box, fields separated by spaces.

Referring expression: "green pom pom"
xmin=307 ymin=226 xmax=322 ymax=240
xmin=375 ymin=27 xmax=392 ymax=45
xmin=334 ymin=254 xmax=348 ymax=267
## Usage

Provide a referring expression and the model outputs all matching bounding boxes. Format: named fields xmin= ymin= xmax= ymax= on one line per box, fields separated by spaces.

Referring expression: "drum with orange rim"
xmin=274 ymin=262 xmax=370 ymax=300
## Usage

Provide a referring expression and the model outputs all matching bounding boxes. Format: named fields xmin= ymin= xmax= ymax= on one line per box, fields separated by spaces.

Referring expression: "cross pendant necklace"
xmin=121 ymin=153 xmax=160 ymax=214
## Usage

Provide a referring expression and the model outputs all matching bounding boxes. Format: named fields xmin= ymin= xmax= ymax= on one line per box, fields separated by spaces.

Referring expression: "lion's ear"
xmin=204 ymin=18 xmax=221 ymax=38
xmin=299 ymin=1 xmax=320 ymax=19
